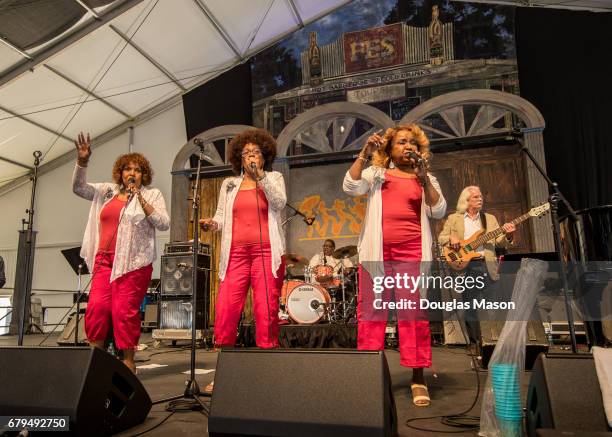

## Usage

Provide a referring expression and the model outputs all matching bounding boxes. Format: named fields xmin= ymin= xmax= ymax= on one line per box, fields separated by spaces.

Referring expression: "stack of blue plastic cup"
xmin=491 ymin=363 xmax=522 ymax=436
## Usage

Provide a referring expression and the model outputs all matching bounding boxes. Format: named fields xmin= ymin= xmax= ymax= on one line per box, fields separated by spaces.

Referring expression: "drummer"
xmin=308 ymin=239 xmax=353 ymax=283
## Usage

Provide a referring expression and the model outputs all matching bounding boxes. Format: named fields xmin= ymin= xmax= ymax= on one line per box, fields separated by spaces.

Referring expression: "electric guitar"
xmin=442 ymin=203 xmax=550 ymax=271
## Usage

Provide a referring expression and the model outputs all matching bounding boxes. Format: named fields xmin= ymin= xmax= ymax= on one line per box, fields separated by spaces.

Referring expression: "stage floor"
xmin=2 ymin=332 xmax=581 ymax=436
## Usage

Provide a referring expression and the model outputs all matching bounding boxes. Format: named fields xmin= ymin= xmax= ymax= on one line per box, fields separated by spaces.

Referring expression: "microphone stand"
xmin=514 ymin=131 xmax=580 ymax=353
xmin=17 ymin=151 xmax=42 ymax=345
xmin=155 ymin=138 xmax=209 ymax=411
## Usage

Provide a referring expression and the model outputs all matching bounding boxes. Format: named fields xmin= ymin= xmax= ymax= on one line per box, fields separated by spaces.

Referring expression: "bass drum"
xmin=282 ymin=281 xmax=330 ymax=324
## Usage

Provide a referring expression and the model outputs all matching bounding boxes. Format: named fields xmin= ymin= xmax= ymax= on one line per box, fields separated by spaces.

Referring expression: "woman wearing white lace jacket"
xmin=73 ymin=132 xmax=169 ymax=373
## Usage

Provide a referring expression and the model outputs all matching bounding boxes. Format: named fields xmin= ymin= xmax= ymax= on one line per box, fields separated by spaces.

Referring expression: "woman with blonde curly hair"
xmin=72 ymin=133 xmax=170 ymax=373
xmin=343 ymin=124 xmax=446 ymax=407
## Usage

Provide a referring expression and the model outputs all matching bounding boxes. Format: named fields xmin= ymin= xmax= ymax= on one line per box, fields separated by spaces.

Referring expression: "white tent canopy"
xmin=1 ymin=0 xmax=610 ymax=195
xmin=0 ymin=0 xmax=351 ymax=193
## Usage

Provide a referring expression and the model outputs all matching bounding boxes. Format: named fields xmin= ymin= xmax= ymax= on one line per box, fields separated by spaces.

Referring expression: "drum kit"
xmin=280 ymin=246 xmax=359 ymax=324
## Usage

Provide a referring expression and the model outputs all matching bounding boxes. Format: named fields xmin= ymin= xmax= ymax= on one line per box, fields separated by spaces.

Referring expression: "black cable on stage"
xmin=126 ymin=411 xmax=175 ymax=437
xmin=405 ymin=269 xmax=481 ymax=433
xmin=404 ymin=176 xmax=481 ymax=433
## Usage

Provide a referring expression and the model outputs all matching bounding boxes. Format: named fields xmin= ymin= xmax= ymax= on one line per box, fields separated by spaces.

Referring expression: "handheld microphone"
xmin=250 ymin=162 xmax=256 ymax=169
xmin=126 ymin=176 xmax=136 ymax=201
xmin=406 ymin=151 xmax=424 ymax=166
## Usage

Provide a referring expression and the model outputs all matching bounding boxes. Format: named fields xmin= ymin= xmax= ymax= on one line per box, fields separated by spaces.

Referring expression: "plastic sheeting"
xmin=479 ymin=258 xmax=548 ymax=437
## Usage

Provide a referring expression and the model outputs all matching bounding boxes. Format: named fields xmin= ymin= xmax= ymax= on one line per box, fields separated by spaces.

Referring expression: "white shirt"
xmin=212 ymin=171 xmax=286 ymax=281
xmin=308 ymin=253 xmax=353 ymax=273
xmin=342 ymin=166 xmax=446 ymax=286
xmin=72 ymin=164 xmax=170 ymax=282
xmin=464 ymin=212 xmax=485 ymax=255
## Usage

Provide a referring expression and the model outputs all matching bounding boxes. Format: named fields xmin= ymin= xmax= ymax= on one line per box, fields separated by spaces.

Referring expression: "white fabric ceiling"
xmin=0 ymin=0 xmax=350 ymax=190
xmin=0 ymin=0 xmax=610 ymax=192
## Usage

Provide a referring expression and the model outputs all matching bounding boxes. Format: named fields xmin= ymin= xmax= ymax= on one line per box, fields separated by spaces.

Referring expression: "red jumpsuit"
xmin=214 ymin=188 xmax=284 ymax=348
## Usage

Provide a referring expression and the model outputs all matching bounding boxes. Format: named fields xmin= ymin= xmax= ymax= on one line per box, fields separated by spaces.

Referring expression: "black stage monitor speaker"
xmin=0 ymin=347 xmax=151 ymax=436
xmin=208 ymin=349 xmax=397 ymax=437
xmin=526 ymin=353 xmax=609 ymax=437
xmin=479 ymin=320 xmax=548 ymax=369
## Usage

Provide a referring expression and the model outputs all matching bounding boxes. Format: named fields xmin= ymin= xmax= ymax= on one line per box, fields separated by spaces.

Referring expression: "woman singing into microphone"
xmin=72 ymin=133 xmax=169 ymax=373
xmin=200 ymin=129 xmax=286 ymax=361
xmin=343 ymin=124 xmax=446 ymax=407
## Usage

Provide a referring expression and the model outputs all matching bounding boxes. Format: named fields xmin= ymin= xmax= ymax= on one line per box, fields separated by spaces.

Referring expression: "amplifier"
xmin=159 ymin=298 xmax=207 ymax=330
xmin=165 ymin=241 xmax=210 ymax=255
xmin=160 ymin=253 xmax=211 ymax=296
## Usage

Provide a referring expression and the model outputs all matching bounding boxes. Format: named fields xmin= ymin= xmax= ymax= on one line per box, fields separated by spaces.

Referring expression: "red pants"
xmin=215 ymin=244 xmax=283 ymax=348
xmin=357 ymin=239 xmax=431 ymax=368
xmin=85 ymin=251 xmax=152 ymax=350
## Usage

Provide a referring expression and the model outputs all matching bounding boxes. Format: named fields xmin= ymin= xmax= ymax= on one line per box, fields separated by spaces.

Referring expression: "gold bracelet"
xmin=358 ymin=155 xmax=369 ymax=162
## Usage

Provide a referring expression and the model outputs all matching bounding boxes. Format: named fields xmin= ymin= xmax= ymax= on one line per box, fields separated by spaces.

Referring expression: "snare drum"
xmin=282 ymin=280 xmax=330 ymax=324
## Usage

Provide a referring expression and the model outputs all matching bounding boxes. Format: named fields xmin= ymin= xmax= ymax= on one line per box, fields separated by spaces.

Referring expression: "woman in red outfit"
xmin=343 ymin=125 xmax=446 ymax=406
xmin=73 ymin=132 xmax=170 ymax=373
xmin=200 ymin=129 xmax=286 ymax=391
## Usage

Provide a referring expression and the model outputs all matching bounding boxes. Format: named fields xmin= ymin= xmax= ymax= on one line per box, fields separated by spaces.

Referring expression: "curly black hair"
xmin=227 ymin=128 xmax=277 ymax=175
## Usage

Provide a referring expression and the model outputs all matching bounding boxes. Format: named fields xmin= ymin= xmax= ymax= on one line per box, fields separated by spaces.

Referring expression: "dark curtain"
xmin=516 ymin=8 xmax=612 ymax=211
xmin=182 ymin=62 xmax=252 ymax=140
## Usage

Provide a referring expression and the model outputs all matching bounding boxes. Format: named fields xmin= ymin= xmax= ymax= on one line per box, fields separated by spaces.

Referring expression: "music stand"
xmin=61 ymin=247 xmax=89 ymax=345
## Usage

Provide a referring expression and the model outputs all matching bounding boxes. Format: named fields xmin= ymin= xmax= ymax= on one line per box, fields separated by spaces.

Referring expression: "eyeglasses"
xmin=242 ymin=149 xmax=262 ymax=157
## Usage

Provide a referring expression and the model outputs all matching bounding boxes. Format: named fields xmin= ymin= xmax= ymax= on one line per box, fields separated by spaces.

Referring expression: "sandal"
xmin=203 ymin=380 xmax=214 ymax=395
xmin=411 ymin=383 xmax=430 ymax=407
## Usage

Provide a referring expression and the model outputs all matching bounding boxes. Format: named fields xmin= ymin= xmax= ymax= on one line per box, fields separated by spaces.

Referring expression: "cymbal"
xmin=283 ymin=253 xmax=308 ymax=268
xmin=333 ymin=245 xmax=358 ymax=259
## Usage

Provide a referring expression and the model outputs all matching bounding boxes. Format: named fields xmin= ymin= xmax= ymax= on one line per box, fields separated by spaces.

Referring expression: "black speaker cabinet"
xmin=208 ymin=349 xmax=397 ymax=437
xmin=526 ymin=353 xmax=609 ymax=436
xmin=0 ymin=347 xmax=151 ymax=436
xmin=159 ymin=297 xmax=207 ymax=330
xmin=479 ymin=320 xmax=548 ymax=369
xmin=160 ymin=253 xmax=210 ymax=296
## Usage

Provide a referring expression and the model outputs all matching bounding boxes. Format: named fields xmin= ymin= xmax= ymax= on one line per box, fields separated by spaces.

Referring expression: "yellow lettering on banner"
xmin=366 ymin=40 xmax=380 ymax=59
xmin=380 ymin=37 xmax=395 ymax=58
xmin=298 ymin=195 xmax=366 ymax=241
xmin=350 ymin=42 xmax=367 ymax=61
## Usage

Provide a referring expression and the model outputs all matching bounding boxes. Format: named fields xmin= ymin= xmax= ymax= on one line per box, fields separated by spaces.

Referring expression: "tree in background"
xmin=384 ymin=0 xmax=516 ymax=60
xmin=251 ymin=45 xmax=301 ymax=101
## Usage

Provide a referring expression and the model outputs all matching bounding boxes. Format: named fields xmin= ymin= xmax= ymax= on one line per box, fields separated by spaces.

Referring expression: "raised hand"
xmin=75 ymin=132 xmax=91 ymax=165
xmin=361 ymin=130 xmax=384 ymax=159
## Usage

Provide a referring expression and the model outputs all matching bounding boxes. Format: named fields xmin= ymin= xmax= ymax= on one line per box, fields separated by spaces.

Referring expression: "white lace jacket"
xmin=72 ymin=164 xmax=170 ymax=282
xmin=212 ymin=171 xmax=287 ymax=281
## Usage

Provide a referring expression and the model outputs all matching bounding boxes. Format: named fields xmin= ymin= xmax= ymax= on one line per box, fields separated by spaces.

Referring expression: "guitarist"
xmin=438 ymin=185 xmax=516 ymax=343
